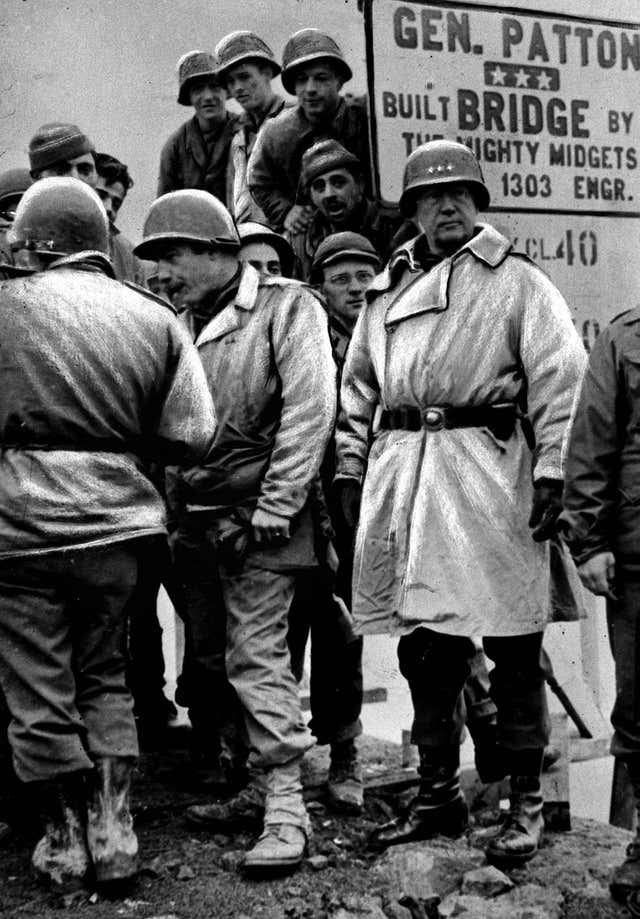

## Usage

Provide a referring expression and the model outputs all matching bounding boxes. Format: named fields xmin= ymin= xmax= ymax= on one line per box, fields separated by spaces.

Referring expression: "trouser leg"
xmin=221 ymin=559 xmax=313 ymax=768
xmin=607 ymin=565 xmax=640 ymax=901
xmin=397 ymin=627 xmax=475 ymax=748
xmin=124 ymin=538 xmax=170 ymax=722
xmin=288 ymin=570 xmax=363 ymax=746
xmin=483 ymin=632 xmax=547 ymax=868
xmin=464 ymin=646 xmax=497 ymax=727
xmin=607 ymin=567 xmax=640 ymax=759
xmin=0 ymin=556 xmax=95 ymax=782
xmin=286 ymin=586 xmax=310 ymax=685
xmin=172 ymin=525 xmax=244 ymax=761
xmin=67 ymin=542 xmax=140 ymax=761
xmin=483 ymin=631 xmax=550 ymax=754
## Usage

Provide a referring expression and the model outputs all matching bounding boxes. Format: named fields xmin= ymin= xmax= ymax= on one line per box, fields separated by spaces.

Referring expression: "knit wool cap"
xmin=28 ymin=123 xmax=94 ymax=174
xmin=301 ymin=139 xmax=361 ymax=191
xmin=311 ymin=231 xmax=380 ymax=281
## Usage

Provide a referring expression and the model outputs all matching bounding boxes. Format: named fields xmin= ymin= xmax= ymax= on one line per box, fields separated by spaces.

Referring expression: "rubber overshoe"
xmin=32 ymin=773 xmax=91 ymax=891
xmin=86 ymin=757 xmax=138 ymax=884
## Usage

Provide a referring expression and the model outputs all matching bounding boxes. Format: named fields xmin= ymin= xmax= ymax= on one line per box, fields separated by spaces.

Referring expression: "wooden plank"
xmin=569 ymin=735 xmax=611 ymax=763
xmin=542 ymin=712 xmax=571 ymax=831
xmin=543 ymin=640 xmax=610 ymax=740
xmin=300 ymin=686 xmax=387 ymax=713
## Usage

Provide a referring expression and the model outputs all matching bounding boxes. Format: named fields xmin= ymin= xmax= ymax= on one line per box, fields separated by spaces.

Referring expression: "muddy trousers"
xmin=398 ymin=628 xmax=550 ymax=752
xmin=607 ymin=562 xmax=640 ymax=759
xmin=0 ymin=541 xmax=141 ymax=783
xmin=287 ymin=570 xmax=363 ymax=746
xmin=220 ymin=558 xmax=314 ymax=768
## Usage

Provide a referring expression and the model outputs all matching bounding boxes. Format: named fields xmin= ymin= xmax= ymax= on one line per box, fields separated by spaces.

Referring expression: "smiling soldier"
xmin=216 ymin=31 xmax=287 ymax=225
xmin=335 ymin=140 xmax=586 ymax=867
xmin=158 ymin=50 xmax=240 ymax=206
xmin=247 ymin=29 xmax=372 ymax=234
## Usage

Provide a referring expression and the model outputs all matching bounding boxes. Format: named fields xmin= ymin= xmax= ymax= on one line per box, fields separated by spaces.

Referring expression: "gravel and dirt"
xmin=0 ymin=736 xmax=634 ymax=919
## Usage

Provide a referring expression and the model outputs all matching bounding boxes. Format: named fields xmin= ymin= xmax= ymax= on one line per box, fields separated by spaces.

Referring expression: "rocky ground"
xmin=0 ymin=737 xmax=634 ymax=919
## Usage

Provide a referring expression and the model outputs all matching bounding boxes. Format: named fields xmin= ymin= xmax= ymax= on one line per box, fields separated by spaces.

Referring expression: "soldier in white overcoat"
xmin=334 ymin=140 xmax=586 ymax=867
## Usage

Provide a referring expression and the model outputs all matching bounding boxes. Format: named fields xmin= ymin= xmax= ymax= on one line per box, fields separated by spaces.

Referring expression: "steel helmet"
xmin=0 ymin=168 xmax=33 ymax=212
xmin=134 ymin=190 xmax=240 ymax=261
xmin=177 ymin=50 xmax=223 ymax=105
xmin=399 ymin=140 xmax=490 ymax=216
xmin=215 ymin=31 xmax=280 ymax=82
xmin=8 ymin=177 xmax=110 ymax=258
xmin=281 ymin=29 xmax=352 ymax=95
xmin=237 ymin=221 xmax=294 ymax=277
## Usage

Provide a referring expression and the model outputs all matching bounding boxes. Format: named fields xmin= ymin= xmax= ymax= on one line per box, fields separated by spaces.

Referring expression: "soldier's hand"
xmin=251 ymin=508 xmax=291 ymax=545
xmin=336 ymin=480 xmax=362 ymax=530
xmin=283 ymin=204 xmax=314 ymax=235
xmin=529 ymin=478 xmax=563 ymax=542
xmin=577 ymin=551 xmax=616 ymax=600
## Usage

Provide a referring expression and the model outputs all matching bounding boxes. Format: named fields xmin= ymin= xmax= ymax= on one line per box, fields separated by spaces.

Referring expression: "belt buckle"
xmin=422 ymin=406 xmax=445 ymax=431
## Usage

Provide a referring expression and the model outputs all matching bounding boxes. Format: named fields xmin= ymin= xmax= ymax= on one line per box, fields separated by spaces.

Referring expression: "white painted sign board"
xmin=364 ymin=0 xmax=640 ymax=349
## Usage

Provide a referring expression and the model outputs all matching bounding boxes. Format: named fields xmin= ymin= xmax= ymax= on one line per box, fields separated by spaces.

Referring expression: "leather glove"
xmin=528 ymin=478 xmax=563 ymax=542
xmin=336 ymin=479 xmax=362 ymax=530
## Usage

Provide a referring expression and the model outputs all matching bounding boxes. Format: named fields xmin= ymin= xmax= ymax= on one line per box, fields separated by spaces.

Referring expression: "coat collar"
xmin=185 ymin=114 xmax=233 ymax=167
xmin=239 ymin=94 xmax=286 ymax=133
xmin=295 ymin=95 xmax=346 ymax=132
xmin=374 ymin=224 xmax=513 ymax=326
xmin=195 ymin=263 xmax=260 ymax=347
xmin=369 ymin=223 xmax=512 ymax=299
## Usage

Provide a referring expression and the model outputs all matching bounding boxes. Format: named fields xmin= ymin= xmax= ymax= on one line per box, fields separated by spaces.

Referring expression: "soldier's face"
xmin=321 ymin=258 xmax=376 ymax=327
xmin=309 ymin=168 xmax=363 ymax=226
xmin=414 ymin=183 xmax=478 ymax=255
xmin=294 ymin=63 xmax=342 ymax=118
xmin=239 ymin=241 xmax=282 ymax=280
xmin=95 ymin=178 xmax=126 ymax=224
xmin=156 ymin=244 xmax=228 ymax=308
xmin=37 ymin=153 xmax=97 ymax=188
xmin=226 ymin=62 xmax=272 ymax=114
xmin=189 ymin=78 xmax=227 ymax=126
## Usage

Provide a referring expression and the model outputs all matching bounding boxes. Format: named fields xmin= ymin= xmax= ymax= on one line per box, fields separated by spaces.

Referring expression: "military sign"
xmin=365 ymin=0 xmax=640 ymax=349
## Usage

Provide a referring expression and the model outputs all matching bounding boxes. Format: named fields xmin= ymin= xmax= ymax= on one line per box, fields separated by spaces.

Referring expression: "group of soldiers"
xmin=1 ymin=22 xmax=640 ymax=915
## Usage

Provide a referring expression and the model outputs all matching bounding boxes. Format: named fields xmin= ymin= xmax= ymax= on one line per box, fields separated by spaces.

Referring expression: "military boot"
xmin=487 ymin=760 xmax=544 ymax=868
xmin=369 ymin=745 xmax=469 ymax=849
xmin=31 ymin=772 xmax=91 ymax=890
xmin=86 ymin=757 xmax=138 ymax=883
xmin=327 ymin=739 xmax=364 ymax=815
xmin=243 ymin=758 xmax=309 ymax=873
xmin=186 ymin=770 xmax=265 ymax=831
xmin=610 ymin=758 xmax=640 ymax=903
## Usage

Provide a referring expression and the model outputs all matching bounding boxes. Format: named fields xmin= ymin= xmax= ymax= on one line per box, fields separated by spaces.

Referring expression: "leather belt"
xmin=379 ymin=403 xmax=518 ymax=439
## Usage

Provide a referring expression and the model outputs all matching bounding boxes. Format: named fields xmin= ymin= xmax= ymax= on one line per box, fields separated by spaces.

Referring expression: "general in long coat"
xmin=335 ymin=224 xmax=587 ymax=638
